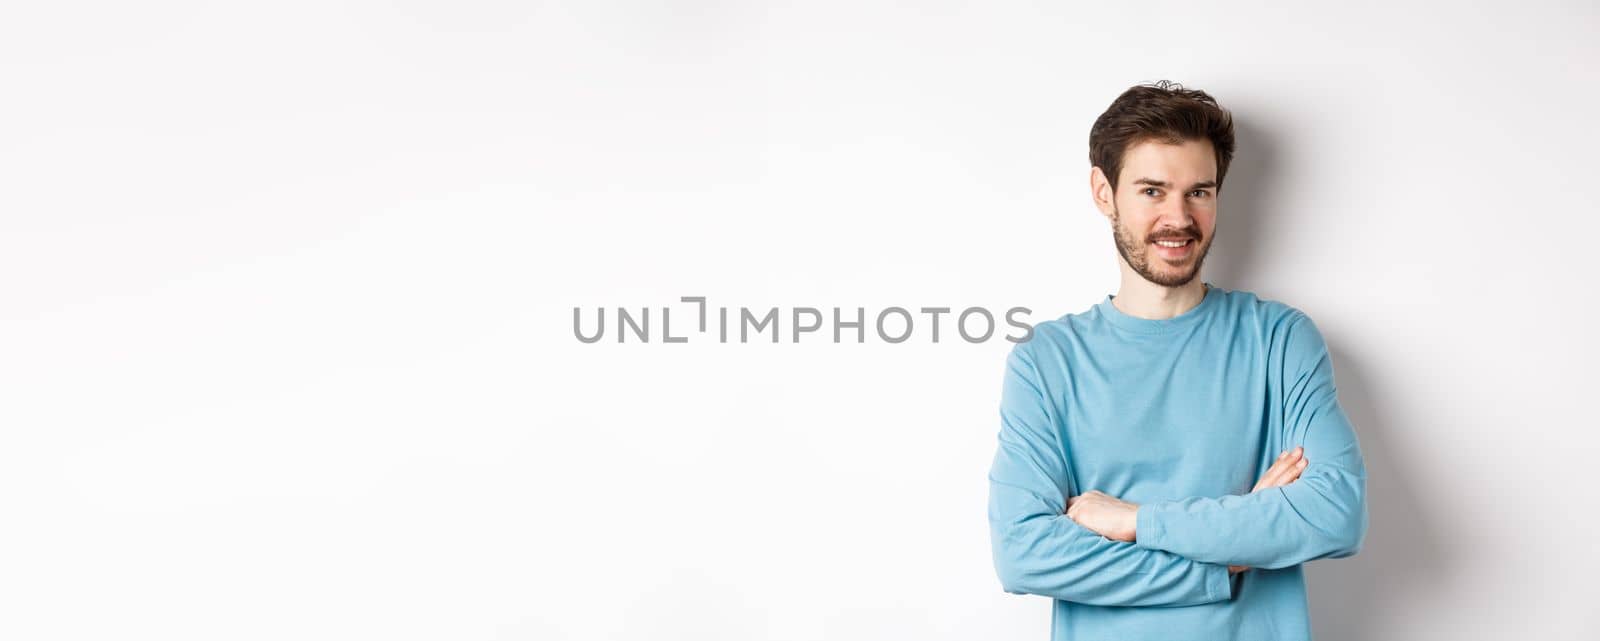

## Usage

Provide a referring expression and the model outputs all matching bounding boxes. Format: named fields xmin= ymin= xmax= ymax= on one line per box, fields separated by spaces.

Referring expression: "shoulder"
xmin=1006 ymin=301 xmax=1102 ymax=369
xmin=1208 ymin=285 xmax=1304 ymax=326
xmin=1224 ymin=288 xmax=1332 ymax=367
xmin=1205 ymin=286 xmax=1321 ymax=342
xmin=994 ymin=305 xmax=1094 ymax=392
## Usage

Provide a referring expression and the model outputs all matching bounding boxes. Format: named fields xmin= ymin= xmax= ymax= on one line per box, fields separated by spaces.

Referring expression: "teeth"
xmin=1155 ymin=240 xmax=1189 ymax=247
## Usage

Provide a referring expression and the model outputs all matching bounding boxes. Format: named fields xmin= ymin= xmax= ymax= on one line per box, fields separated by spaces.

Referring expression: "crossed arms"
xmin=986 ymin=313 xmax=1368 ymax=606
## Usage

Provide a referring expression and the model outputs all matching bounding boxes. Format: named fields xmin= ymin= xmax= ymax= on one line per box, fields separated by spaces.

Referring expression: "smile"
xmin=1150 ymin=238 xmax=1195 ymax=259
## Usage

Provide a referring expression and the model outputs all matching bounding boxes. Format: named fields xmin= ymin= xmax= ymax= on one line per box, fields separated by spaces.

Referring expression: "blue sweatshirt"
xmin=987 ymin=282 xmax=1367 ymax=641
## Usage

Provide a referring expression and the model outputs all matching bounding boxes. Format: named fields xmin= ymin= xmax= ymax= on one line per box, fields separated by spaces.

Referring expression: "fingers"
xmin=1252 ymin=447 xmax=1306 ymax=492
xmin=1252 ymin=449 xmax=1291 ymax=492
xmin=1271 ymin=447 xmax=1306 ymax=486
xmin=1277 ymin=447 xmax=1306 ymax=485
xmin=1066 ymin=490 xmax=1103 ymax=519
xmin=1276 ymin=448 xmax=1308 ymax=485
xmin=1251 ymin=449 xmax=1291 ymax=492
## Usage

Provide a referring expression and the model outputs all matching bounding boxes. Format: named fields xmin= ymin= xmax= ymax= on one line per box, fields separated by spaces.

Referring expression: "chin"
xmin=1140 ymin=264 xmax=1200 ymax=287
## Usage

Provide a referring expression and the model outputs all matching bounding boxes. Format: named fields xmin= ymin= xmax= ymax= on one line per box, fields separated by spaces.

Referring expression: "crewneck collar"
xmin=1096 ymin=281 xmax=1223 ymax=335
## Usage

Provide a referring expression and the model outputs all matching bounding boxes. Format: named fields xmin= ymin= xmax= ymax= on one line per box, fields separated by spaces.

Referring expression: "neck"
xmin=1111 ymin=264 xmax=1209 ymax=320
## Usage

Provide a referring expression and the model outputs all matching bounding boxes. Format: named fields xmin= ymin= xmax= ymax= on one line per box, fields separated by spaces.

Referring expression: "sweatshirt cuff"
xmin=1208 ymin=563 xmax=1234 ymax=601
xmin=1134 ymin=504 xmax=1164 ymax=551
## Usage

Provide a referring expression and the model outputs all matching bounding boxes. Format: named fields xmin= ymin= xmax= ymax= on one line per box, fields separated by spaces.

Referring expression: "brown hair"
xmin=1089 ymin=80 xmax=1236 ymax=193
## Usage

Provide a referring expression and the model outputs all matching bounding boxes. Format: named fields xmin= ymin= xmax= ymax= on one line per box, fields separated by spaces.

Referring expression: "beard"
xmin=1109 ymin=206 xmax=1212 ymax=288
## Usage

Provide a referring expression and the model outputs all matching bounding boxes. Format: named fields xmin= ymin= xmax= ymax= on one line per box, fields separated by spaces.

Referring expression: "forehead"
xmin=1119 ymin=138 xmax=1217 ymax=183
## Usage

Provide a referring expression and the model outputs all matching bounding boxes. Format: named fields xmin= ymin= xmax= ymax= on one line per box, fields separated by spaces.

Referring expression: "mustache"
xmin=1148 ymin=230 xmax=1201 ymax=242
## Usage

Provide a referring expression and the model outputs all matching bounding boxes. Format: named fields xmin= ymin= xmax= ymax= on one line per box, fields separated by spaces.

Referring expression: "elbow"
xmin=989 ymin=524 xmax=1044 ymax=595
xmin=995 ymin=562 xmax=1051 ymax=597
xmin=1336 ymin=509 xmax=1369 ymax=558
xmin=1326 ymin=526 xmax=1364 ymax=559
xmin=1313 ymin=465 xmax=1367 ymax=560
xmin=995 ymin=568 xmax=1025 ymax=595
xmin=991 ymin=545 xmax=1032 ymax=595
xmin=990 ymin=525 xmax=1072 ymax=598
xmin=1329 ymin=492 xmax=1369 ymax=559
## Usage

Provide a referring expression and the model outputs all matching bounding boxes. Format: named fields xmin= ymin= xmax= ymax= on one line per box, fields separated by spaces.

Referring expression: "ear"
xmin=1089 ymin=166 xmax=1116 ymax=220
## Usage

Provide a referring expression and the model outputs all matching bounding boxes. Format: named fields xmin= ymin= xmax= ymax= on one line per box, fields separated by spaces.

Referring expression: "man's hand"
xmin=1251 ymin=446 xmax=1308 ymax=493
xmin=1065 ymin=490 xmax=1139 ymax=542
xmin=1229 ymin=446 xmax=1308 ymax=574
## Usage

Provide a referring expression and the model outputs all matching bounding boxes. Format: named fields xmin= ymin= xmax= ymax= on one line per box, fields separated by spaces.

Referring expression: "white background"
xmin=3 ymin=1 xmax=1597 ymax=639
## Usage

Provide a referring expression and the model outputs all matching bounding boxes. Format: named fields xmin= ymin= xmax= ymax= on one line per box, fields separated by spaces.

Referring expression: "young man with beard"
xmin=986 ymin=81 xmax=1368 ymax=640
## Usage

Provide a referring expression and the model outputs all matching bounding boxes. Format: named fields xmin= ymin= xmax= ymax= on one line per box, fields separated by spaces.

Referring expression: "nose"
xmin=1157 ymin=194 xmax=1194 ymax=227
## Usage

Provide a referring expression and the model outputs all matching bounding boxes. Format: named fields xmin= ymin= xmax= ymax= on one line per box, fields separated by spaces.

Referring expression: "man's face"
xmin=1094 ymin=138 xmax=1219 ymax=288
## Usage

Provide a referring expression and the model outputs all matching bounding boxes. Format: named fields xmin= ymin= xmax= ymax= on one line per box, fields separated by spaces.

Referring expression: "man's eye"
xmin=1143 ymin=188 xmax=1160 ymax=197
xmin=1190 ymin=190 xmax=1210 ymax=198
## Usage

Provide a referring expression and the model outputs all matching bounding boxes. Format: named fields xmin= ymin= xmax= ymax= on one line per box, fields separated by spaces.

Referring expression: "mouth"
xmin=1149 ymin=237 xmax=1196 ymax=261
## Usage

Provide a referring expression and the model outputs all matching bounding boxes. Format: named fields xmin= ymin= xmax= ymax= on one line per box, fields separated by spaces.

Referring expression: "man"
xmin=986 ymin=81 xmax=1368 ymax=641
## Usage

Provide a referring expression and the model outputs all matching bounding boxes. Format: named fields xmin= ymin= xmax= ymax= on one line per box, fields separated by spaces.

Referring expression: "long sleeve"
xmin=1133 ymin=311 xmax=1369 ymax=569
xmin=988 ymin=345 xmax=1234 ymax=607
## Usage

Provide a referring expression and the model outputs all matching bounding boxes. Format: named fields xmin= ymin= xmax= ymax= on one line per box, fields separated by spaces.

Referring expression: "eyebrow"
xmin=1132 ymin=178 xmax=1218 ymax=190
